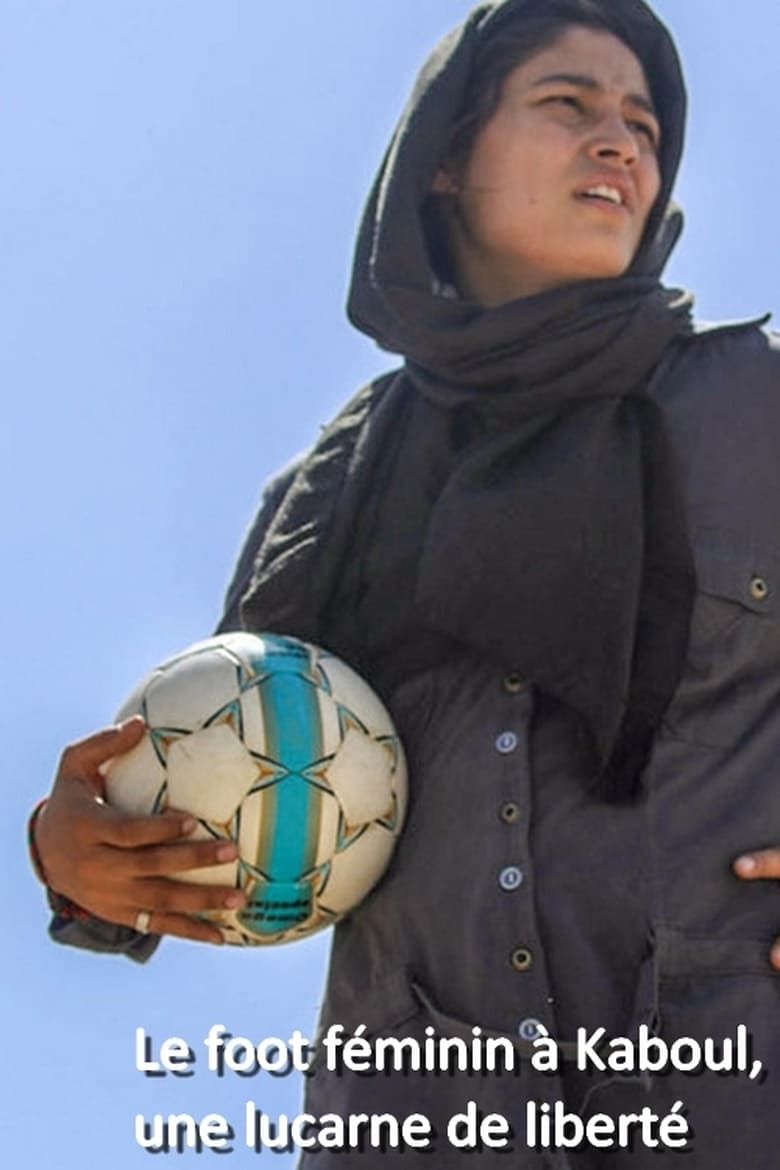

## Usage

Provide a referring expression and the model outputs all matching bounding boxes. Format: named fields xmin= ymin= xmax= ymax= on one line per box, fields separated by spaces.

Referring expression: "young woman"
xmin=31 ymin=1 xmax=780 ymax=1165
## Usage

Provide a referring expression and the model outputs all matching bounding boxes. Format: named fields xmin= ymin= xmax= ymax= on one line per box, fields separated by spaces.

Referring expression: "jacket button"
xmin=517 ymin=1017 xmax=546 ymax=1042
xmin=498 ymin=866 xmax=523 ymax=891
xmin=750 ymin=575 xmax=769 ymax=601
xmin=499 ymin=801 xmax=521 ymax=825
xmin=510 ymin=946 xmax=534 ymax=972
xmin=496 ymin=731 xmax=518 ymax=754
xmin=503 ymin=672 xmax=525 ymax=694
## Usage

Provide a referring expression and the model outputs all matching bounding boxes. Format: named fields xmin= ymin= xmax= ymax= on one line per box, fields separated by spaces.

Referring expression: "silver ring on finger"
xmin=134 ymin=909 xmax=153 ymax=934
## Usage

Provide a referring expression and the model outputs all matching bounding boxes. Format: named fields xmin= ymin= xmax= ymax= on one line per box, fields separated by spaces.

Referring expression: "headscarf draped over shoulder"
xmin=347 ymin=0 xmax=695 ymax=800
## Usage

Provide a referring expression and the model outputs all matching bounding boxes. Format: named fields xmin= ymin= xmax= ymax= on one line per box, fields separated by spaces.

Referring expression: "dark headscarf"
xmin=347 ymin=0 xmax=695 ymax=799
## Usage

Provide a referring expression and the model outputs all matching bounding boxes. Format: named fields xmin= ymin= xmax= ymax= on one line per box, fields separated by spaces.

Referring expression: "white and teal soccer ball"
xmin=103 ymin=632 xmax=407 ymax=945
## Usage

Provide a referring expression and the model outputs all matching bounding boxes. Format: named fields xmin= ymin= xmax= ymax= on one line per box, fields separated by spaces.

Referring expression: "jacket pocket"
xmin=652 ymin=925 xmax=780 ymax=1083
xmin=661 ymin=531 xmax=780 ymax=750
xmin=574 ymin=927 xmax=780 ymax=1169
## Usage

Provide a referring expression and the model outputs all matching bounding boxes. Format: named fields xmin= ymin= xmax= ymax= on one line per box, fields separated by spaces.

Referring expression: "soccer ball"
xmin=103 ymin=632 xmax=407 ymax=945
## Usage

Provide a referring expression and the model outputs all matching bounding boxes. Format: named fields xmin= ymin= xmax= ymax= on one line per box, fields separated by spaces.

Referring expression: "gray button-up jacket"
xmin=52 ymin=320 xmax=780 ymax=1169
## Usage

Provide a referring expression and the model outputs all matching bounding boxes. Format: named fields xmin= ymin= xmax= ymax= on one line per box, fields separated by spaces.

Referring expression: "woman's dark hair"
xmin=444 ymin=1 xmax=658 ymax=174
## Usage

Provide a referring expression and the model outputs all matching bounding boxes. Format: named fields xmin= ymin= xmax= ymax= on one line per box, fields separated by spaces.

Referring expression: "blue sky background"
xmin=3 ymin=2 xmax=777 ymax=1165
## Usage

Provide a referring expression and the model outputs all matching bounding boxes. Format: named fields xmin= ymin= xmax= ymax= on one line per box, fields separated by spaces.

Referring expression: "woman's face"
xmin=434 ymin=25 xmax=662 ymax=305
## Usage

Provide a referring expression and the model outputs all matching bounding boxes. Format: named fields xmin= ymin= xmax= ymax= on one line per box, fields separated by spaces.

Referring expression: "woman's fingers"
xmin=36 ymin=719 xmax=245 ymax=942
xmin=733 ymin=848 xmax=780 ymax=970
xmin=59 ymin=716 xmax=147 ymax=793
xmin=138 ymin=912 xmax=226 ymax=946
xmin=116 ymin=835 xmax=238 ymax=878
xmin=121 ymin=874 xmax=245 ymax=917
xmin=733 ymin=848 xmax=780 ymax=880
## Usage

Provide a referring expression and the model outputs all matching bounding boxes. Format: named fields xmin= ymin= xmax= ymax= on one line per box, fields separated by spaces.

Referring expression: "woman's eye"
xmin=548 ymin=95 xmax=583 ymax=110
xmin=630 ymin=120 xmax=659 ymax=147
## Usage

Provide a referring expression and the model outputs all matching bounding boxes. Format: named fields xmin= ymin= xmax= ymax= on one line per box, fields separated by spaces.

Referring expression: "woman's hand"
xmin=733 ymin=849 xmax=780 ymax=970
xmin=34 ymin=716 xmax=246 ymax=944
